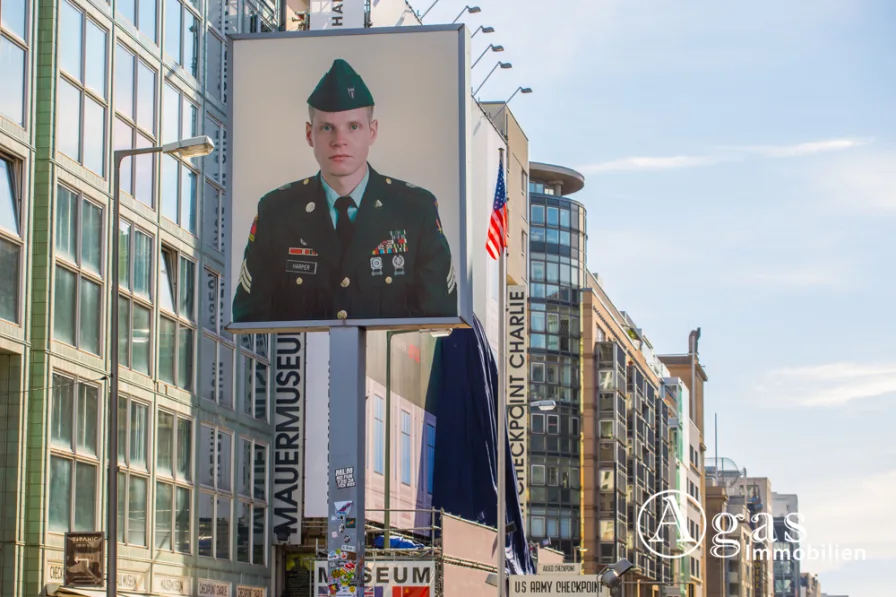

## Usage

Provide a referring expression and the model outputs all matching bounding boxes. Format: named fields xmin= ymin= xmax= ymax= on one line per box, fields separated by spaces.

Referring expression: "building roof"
xmin=530 ymin=161 xmax=585 ymax=195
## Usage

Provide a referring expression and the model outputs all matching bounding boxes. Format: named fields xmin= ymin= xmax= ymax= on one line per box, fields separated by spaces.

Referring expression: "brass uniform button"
xmin=295 ymin=277 xmax=303 ymax=285
xmin=385 ymin=276 xmax=393 ymax=284
xmin=385 ymin=178 xmax=392 ymax=184
xmin=337 ymin=310 xmax=347 ymax=320
xmin=341 ymin=277 xmax=350 ymax=288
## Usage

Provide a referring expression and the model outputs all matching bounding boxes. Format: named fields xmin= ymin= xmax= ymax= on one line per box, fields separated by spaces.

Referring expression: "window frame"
xmin=114 ymin=42 xmax=157 ymax=207
xmin=235 ymin=436 xmax=268 ymax=566
xmin=399 ymin=409 xmax=411 ymax=486
xmin=117 ymin=393 xmax=152 ymax=547
xmin=47 ymin=372 xmax=101 ymax=534
xmin=163 ymin=0 xmax=200 ymax=77
xmin=118 ymin=0 xmax=158 ymax=42
xmin=117 ymin=219 xmax=154 ymax=375
xmin=373 ymin=395 xmax=385 ymax=475
xmin=53 ymin=185 xmax=105 ymax=355
xmin=56 ymin=0 xmax=108 ymax=176
xmin=0 ymin=154 xmax=24 ymax=324
xmin=0 ymin=0 xmax=30 ymax=128
xmin=155 ymin=408 xmax=193 ymax=553
xmin=240 ymin=333 xmax=271 ymax=422
xmin=158 ymin=245 xmax=197 ymax=390
xmin=199 ymin=423 xmax=234 ymax=560
xmin=161 ymin=82 xmax=199 ymax=233
xmin=201 ymin=267 xmax=236 ymax=408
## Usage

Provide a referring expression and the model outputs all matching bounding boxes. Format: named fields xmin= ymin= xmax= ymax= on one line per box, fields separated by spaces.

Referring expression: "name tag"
xmin=287 ymin=260 xmax=317 ymax=275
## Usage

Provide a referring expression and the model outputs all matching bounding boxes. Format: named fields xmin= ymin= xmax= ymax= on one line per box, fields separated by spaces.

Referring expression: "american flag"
xmin=485 ymin=152 xmax=508 ymax=260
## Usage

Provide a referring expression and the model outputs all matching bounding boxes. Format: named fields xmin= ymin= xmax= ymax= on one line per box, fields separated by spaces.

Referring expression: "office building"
xmin=800 ymin=572 xmax=822 ymax=597
xmin=773 ymin=493 xmax=801 ymax=597
xmin=582 ymin=273 xmax=676 ymax=596
xmin=2 ymin=0 xmax=282 ymax=591
xmin=524 ymin=161 xmax=586 ymax=559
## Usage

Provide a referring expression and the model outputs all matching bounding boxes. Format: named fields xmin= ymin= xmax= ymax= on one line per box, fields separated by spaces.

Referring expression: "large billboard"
xmin=226 ymin=26 xmax=473 ymax=334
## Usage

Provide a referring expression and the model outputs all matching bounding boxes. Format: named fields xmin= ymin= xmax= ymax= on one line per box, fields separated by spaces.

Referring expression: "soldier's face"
xmin=306 ymin=108 xmax=378 ymax=178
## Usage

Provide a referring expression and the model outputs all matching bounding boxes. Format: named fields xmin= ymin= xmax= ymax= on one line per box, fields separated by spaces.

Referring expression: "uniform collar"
xmin=320 ymin=165 xmax=371 ymax=211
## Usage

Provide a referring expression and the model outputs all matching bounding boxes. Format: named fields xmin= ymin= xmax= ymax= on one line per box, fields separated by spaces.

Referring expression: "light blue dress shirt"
xmin=320 ymin=167 xmax=370 ymax=229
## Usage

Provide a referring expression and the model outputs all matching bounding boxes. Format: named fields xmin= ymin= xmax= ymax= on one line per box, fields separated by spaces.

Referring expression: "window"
xmin=164 ymin=0 xmax=198 ymax=77
xmin=114 ymin=43 xmax=156 ymax=207
xmin=161 ymin=83 xmax=198 ymax=232
xmin=373 ymin=396 xmax=384 ymax=474
xmin=530 ymin=413 xmax=544 ymax=434
xmin=531 ymin=362 xmax=545 ymax=382
xmin=48 ymin=374 xmax=100 ymax=532
xmin=521 ymin=230 xmax=527 ymax=262
xmin=201 ymin=268 xmax=235 ymax=408
xmin=236 ymin=438 xmax=267 ymax=565
xmin=0 ymin=0 xmax=28 ymax=126
xmin=202 ymin=115 xmax=226 ymax=251
xmin=199 ymin=424 xmax=233 ymax=559
xmin=531 ymin=464 xmax=545 ymax=485
xmin=546 ymin=414 xmax=559 ymax=435
xmin=53 ymin=186 xmax=103 ymax=355
xmin=425 ymin=423 xmax=435 ymax=494
xmin=205 ymin=0 xmax=229 ymax=102
xmin=117 ymin=395 xmax=151 ymax=546
xmin=118 ymin=0 xmax=157 ymax=42
xmin=530 ymin=516 xmax=545 ymax=537
xmin=118 ymin=220 xmax=152 ymax=374
xmin=0 ymin=156 xmax=22 ymax=323
xmin=57 ymin=1 xmax=106 ymax=176
xmin=156 ymin=410 xmax=192 ymax=552
xmin=531 ymin=205 xmax=544 ymax=225
xmin=571 ymin=417 xmax=579 ymax=437
xmin=240 ymin=334 xmax=270 ymax=421
xmin=400 ymin=410 xmax=411 ymax=485
xmin=159 ymin=247 xmax=196 ymax=390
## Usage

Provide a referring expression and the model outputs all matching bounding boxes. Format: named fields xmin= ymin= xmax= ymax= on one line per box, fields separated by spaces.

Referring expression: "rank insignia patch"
xmin=289 ymin=247 xmax=319 ymax=256
xmin=372 ymin=230 xmax=408 ymax=255
xmin=248 ymin=216 xmax=258 ymax=242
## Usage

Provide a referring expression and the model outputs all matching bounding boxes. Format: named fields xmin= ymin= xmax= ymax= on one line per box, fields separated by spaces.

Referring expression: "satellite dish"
xmin=705 ymin=457 xmax=743 ymax=488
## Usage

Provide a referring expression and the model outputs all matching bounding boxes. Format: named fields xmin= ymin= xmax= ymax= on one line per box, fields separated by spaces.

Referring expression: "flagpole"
xmin=496 ymin=147 xmax=508 ymax=597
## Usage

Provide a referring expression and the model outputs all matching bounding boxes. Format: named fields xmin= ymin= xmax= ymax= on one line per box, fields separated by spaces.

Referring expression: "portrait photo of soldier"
xmin=232 ymin=58 xmax=458 ymax=323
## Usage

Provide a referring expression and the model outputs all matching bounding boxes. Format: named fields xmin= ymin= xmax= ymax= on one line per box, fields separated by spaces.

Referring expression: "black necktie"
xmin=334 ymin=196 xmax=356 ymax=256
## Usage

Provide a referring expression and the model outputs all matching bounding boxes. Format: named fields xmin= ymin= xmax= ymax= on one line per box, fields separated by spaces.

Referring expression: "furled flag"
xmin=485 ymin=151 xmax=508 ymax=260
xmin=392 ymin=587 xmax=430 ymax=597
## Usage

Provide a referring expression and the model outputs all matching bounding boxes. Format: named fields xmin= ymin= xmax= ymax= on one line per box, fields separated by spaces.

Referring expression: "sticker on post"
xmin=335 ymin=501 xmax=353 ymax=516
xmin=345 ymin=518 xmax=356 ymax=528
xmin=335 ymin=467 xmax=356 ymax=489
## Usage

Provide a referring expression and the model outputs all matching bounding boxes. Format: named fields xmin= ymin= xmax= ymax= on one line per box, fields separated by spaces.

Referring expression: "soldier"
xmin=232 ymin=58 xmax=458 ymax=323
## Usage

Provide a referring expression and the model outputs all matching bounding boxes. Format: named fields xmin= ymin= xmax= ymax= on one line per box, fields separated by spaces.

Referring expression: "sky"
xmin=417 ymin=0 xmax=896 ymax=594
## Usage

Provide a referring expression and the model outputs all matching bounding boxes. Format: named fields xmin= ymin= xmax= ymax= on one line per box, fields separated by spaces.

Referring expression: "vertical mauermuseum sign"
xmin=506 ymin=285 xmax=528 ymax=520
xmin=272 ymin=334 xmax=306 ymax=544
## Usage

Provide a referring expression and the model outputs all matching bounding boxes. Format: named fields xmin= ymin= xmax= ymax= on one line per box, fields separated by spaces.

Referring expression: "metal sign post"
xmin=326 ymin=327 xmax=367 ymax=596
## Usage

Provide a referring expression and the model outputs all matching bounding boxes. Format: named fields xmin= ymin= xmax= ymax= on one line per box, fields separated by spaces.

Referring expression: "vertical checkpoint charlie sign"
xmin=272 ymin=334 xmax=306 ymax=544
xmin=506 ymin=285 xmax=528 ymax=520
xmin=309 ymin=0 xmax=366 ymax=29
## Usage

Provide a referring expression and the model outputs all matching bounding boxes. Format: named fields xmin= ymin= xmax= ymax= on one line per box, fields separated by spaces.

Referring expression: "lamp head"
xmin=521 ymin=87 xmax=533 ymax=94
xmin=499 ymin=62 xmax=512 ymax=69
xmin=467 ymin=5 xmax=481 ymax=14
xmin=491 ymin=44 xmax=504 ymax=52
xmin=161 ymin=135 xmax=215 ymax=159
xmin=482 ymin=26 xmax=495 ymax=33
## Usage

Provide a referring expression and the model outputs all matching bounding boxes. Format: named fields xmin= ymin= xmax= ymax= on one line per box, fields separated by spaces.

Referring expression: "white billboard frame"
xmin=223 ymin=25 xmax=474 ymax=335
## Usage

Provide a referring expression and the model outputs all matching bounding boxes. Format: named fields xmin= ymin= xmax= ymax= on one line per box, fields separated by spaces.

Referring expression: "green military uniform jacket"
xmin=233 ymin=166 xmax=458 ymax=322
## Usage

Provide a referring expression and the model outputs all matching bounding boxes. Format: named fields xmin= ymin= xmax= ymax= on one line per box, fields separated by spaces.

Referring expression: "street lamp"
xmin=488 ymin=86 xmax=532 ymax=127
xmin=529 ymin=399 xmax=556 ymax=412
xmin=473 ymin=43 xmax=504 ymax=69
xmin=474 ymin=61 xmax=512 ymax=97
xmin=452 ymin=4 xmax=481 ymax=23
xmin=471 ymin=25 xmax=494 ymax=38
xmin=108 ymin=135 xmax=215 ymax=597
xmin=383 ymin=328 xmax=452 ymax=548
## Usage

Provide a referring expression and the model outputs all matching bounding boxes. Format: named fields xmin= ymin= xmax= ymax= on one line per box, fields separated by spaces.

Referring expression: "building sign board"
xmin=63 ymin=532 xmax=104 ymax=586
xmin=509 ymin=575 xmax=603 ymax=597
xmin=537 ymin=563 xmax=582 ymax=575
xmin=506 ymin=284 xmax=528 ymax=519
xmin=154 ymin=574 xmax=193 ymax=596
xmin=314 ymin=561 xmax=435 ymax=594
xmin=272 ymin=333 xmax=306 ymax=544
xmin=310 ymin=0 xmax=366 ymax=29
xmin=199 ymin=579 xmax=232 ymax=597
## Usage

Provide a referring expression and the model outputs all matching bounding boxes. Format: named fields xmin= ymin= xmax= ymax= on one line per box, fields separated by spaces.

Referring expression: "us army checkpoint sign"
xmin=225 ymin=24 xmax=474 ymax=334
xmin=509 ymin=575 xmax=608 ymax=597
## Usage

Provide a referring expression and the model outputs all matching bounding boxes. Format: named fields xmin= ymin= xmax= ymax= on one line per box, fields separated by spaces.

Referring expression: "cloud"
xmin=812 ymin=151 xmax=896 ymax=214
xmin=581 ymin=138 xmax=867 ymax=174
xmin=755 ymin=361 xmax=896 ymax=408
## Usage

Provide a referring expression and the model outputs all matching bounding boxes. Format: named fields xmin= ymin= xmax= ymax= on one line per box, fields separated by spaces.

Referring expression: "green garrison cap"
xmin=308 ymin=58 xmax=375 ymax=112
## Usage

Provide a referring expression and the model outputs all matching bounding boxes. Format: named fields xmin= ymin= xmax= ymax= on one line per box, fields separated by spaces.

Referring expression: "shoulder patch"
xmin=248 ymin=215 xmax=258 ymax=242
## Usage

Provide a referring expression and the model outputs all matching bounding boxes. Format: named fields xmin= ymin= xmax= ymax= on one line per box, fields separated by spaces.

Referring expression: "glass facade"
xmin=526 ymin=180 xmax=586 ymax=558
xmin=0 ymin=0 xmax=280 ymax=590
